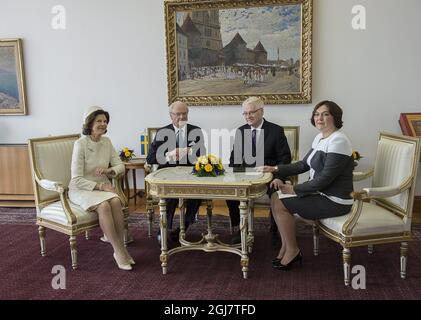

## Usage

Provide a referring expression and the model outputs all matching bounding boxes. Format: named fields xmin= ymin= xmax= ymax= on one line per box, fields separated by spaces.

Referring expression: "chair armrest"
xmin=353 ymin=168 xmax=374 ymax=182
xmin=362 ymin=186 xmax=400 ymax=198
xmin=38 ymin=179 xmax=66 ymax=193
xmin=35 ymin=177 xmax=77 ymax=225
xmin=343 ymin=176 xmax=413 ymax=235
xmin=352 ymin=174 xmax=413 ymax=200
xmin=351 ymin=186 xmax=401 ymax=201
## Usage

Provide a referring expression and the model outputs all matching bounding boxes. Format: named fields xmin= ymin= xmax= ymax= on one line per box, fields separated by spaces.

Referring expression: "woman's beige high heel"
xmin=113 ymin=253 xmax=132 ymax=271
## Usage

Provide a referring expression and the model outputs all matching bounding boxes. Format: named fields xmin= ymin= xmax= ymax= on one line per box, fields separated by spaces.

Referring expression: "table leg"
xmin=203 ymin=199 xmax=218 ymax=246
xmin=131 ymin=169 xmax=137 ymax=205
xmin=124 ymin=169 xmax=130 ymax=201
xmin=120 ymin=177 xmax=124 ymax=195
xmin=239 ymin=200 xmax=249 ymax=279
xmin=179 ymin=199 xmax=185 ymax=241
xmin=206 ymin=200 xmax=213 ymax=236
xmin=247 ymin=199 xmax=255 ymax=253
xmin=159 ymin=198 xmax=168 ymax=274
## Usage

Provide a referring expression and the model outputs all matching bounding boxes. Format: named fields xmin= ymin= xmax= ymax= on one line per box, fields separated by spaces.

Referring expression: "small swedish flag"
xmin=140 ymin=134 xmax=149 ymax=157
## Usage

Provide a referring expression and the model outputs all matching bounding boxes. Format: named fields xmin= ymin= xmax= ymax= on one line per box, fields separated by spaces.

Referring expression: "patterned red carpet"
xmin=1 ymin=207 xmax=421 ymax=300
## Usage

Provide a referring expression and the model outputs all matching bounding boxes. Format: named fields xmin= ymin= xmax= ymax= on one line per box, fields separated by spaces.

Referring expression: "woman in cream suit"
xmin=69 ymin=106 xmax=134 ymax=271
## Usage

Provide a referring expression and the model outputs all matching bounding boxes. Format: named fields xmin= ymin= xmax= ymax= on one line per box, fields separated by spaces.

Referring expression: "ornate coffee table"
xmin=145 ymin=166 xmax=272 ymax=279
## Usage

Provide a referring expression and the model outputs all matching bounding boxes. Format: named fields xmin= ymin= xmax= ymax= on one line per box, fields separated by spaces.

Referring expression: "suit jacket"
xmin=147 ymin=123 xmax=206 ymax=169
xmin=229 ymin=119 xmax=291 ymax=167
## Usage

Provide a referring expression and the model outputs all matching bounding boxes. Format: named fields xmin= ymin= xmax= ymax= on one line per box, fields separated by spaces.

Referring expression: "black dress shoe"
xmin=273 ymin=251 xmax=302 ymax=271
xmin=271 ymin=258 xmax=281 ymax=265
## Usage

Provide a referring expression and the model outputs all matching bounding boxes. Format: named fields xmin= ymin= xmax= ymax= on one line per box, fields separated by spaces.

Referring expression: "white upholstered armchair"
xmin=314 ymin=132 xmax=420 ymax=286
xmin=28 ymin=134 xmax=129 ymax=269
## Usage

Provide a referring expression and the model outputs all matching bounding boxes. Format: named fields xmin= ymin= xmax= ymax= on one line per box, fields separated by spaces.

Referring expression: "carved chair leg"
xmin=368 ymin=244 xmax=374 ymax=254
xmin=342 ymin=247 xmax=351 ymax=286
xmin=400 ymin=242 xmax=408 ymax=279
xmin=38 ymin=226 xmax=46 ymax=257
xmin=123 ymin=223 xmax=129 ymax=246
xmin=312 ymin=224 xmax=319 ymax=256
xmin=85 ymin=230 xmax=90 ymax=240
xmin=69 ymin=236 xmax=77 ymax=270
xmin=159 ymin=199 xmax=168 ymax=274
xmin=247 ymin=200 xmax=254 ymax=253
xmin=123 ymin=219 xmax=133 ymax=246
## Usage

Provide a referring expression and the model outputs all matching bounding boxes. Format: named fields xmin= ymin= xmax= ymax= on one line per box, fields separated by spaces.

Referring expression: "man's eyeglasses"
xmin=242 ymin=108 xmax=262 ymax=117
xmin=170 ymin=112 xmax=188 ymax=117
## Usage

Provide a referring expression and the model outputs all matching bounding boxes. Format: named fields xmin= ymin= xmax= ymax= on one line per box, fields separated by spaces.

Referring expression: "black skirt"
xmin=280 ymin=194 xmax=352 ymax=220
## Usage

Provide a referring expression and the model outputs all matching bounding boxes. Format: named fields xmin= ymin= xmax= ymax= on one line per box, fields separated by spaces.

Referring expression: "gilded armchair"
xmin=314 ymin=132 xmax=420 ymax=286
xmin=28 ymin=134 xmax=129 ymax=270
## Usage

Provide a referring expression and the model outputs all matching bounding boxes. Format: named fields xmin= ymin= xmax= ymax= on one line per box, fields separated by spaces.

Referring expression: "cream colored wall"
xmin=1 ymin=0 xmax=420 ymax=194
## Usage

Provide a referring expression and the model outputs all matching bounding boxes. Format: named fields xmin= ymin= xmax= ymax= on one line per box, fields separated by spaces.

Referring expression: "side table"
xmin=123 ymin=158 xmax=146 ymax=205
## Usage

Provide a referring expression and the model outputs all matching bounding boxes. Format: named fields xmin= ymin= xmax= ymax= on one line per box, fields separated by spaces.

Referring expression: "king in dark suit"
xmin=228 ymin=97 xmax=291 ymax=243
xmin=146 ymin=101 xmax=206 ymax=242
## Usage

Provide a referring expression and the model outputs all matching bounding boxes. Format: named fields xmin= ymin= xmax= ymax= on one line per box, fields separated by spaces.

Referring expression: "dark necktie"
xmin=176 ymin=130 xmax=180 ymax=148
xmin=252 ymin=129 xmax=256 ymax=157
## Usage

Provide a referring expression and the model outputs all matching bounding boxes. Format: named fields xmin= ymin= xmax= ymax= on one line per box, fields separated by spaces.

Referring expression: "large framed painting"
xmin=165 ymin=0 xmax=312 ymax=106
xmin=399 ymin=113 xmax=421 ymax=137
xmin=0 ymin=39 xmax=27 ymax=115
xmin=399 ymin=113 xmax=421 ymax=161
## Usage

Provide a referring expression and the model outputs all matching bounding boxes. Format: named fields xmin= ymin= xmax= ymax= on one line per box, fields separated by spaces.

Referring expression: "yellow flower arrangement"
xmin=352 ymin=151 xmax=363 ymax=161
xmin=352 ymin=150 xmax=363 ymax=168
xmin=119 ymin=147 xmax=135 ymax=162
xmin=192 ymin=154 xmax=225 ymax=177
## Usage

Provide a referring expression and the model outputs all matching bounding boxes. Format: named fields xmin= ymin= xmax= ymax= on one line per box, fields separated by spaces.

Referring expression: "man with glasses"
xmin=147 ymin=101 xmax=206 ymax=243
xmin=227 ymin=96 xmax=291 ymax=244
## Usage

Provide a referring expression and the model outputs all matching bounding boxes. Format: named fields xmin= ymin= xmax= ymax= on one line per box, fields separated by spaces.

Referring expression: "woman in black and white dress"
xmin=258 ymin=101 xmax=354 ymax=270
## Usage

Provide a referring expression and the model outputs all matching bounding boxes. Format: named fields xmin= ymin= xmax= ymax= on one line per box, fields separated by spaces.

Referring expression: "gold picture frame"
xmin=399 ymin=113 xmax=421 ymax=138
xmin=147 ymin=127 xmax=160 ymax=154
xmin=165 ymin=0 xmax=312 ymax=106
xmin=0 ymin=39 xmax=27 ymax=115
